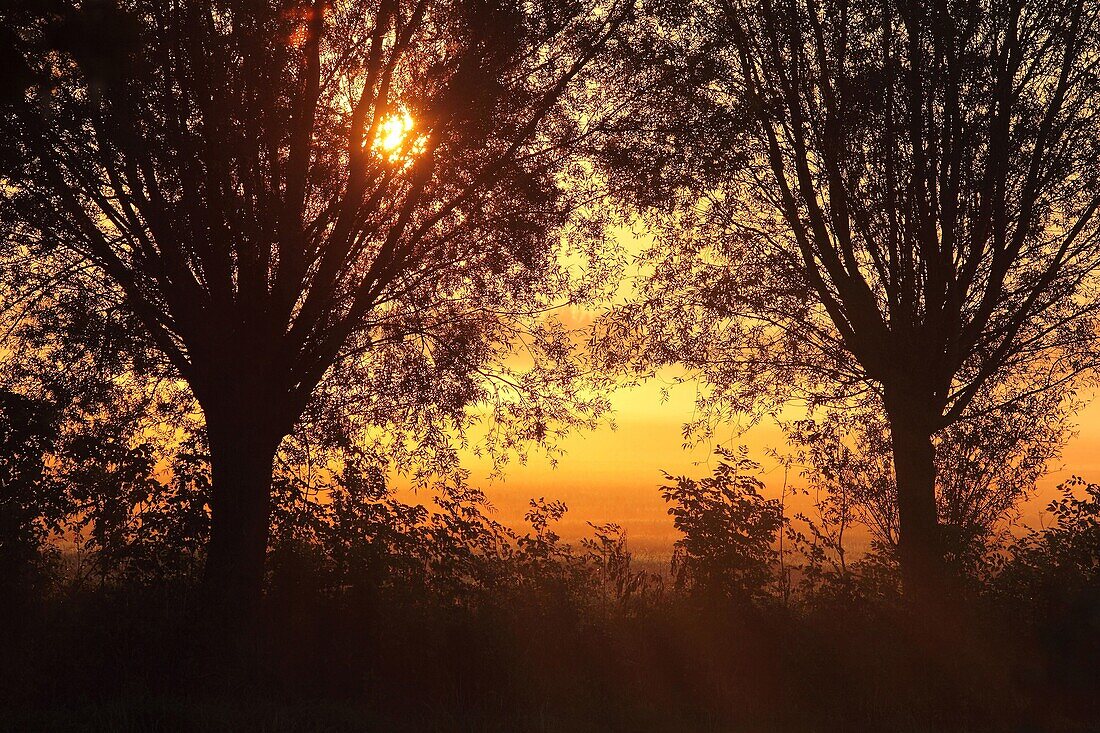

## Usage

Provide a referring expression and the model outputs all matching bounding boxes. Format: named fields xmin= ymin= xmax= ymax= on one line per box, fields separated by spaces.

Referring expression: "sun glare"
xmin=373 ymin=111 xmax=417 ymax=161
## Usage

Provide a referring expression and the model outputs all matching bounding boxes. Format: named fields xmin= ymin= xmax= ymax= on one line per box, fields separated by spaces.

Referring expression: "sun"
xmin=373 ymin=111 xmax=417 ymax=161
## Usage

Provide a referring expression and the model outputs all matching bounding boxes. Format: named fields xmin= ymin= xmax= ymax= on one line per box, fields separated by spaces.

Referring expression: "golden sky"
xmin=391 ymin=228 xmax=1100 ymax=559
xmin=450 ymin=378 xmax=1100 ymax=559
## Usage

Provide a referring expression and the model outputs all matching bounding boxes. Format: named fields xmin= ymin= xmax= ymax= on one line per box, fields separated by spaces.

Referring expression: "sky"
xmin=391 ymin=224 xmax=1100 ymax=561
xmin=446 ymin=377 xmax=1100 ymax=560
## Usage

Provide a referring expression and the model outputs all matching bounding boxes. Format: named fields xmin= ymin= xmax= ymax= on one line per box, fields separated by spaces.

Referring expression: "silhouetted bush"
xmin=993 ymin=477 xmax=1100 ymax=607
xmin=0 ymin=389 xmax=64 ymax=603
xmin=662 ymin=447 xmax=784 ymax=603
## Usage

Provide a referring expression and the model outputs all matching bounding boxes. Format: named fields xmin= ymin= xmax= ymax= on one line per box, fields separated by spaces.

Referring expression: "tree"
xmin=786 ymin=390 xmax=1068 ymax=572
xmin=1 ymin=0 xmax=634 ymax=611
xmin=604 ymin=0 xmax=1100 ymax=601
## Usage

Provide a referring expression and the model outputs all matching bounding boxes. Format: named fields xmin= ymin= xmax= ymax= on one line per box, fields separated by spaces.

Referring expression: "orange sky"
xmin=392 ymin=227 xmax=1100 ymax=560
xmin=449 ymin=378 xmax=1100 ymax=560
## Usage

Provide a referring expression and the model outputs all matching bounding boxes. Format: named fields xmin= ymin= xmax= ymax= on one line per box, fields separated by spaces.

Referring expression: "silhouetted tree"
xmin=786 ymin=389 xmax=1067 ymax=572
xmin=1 ymin=0 xmax=634 ymax=611
xmin=605 ymin=0 xmax=1100 ymax=602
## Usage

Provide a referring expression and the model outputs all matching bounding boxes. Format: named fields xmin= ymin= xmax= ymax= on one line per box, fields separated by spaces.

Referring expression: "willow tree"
xmin=605 ymin=0 xmax=1100 ymax=600
xmin=0 ymin=0 xmax=633 ymax=609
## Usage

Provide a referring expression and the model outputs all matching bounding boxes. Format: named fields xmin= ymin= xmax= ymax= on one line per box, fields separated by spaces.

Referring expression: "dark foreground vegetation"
xmin=3 ymin=449 xmax=1100 ymax=732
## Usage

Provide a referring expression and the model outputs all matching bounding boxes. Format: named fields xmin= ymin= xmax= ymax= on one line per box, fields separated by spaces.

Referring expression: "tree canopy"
xmin=0 ymin=0 xmax=638 ymax=608
xmin=600 ymin=0 xmax=1100 ymax=598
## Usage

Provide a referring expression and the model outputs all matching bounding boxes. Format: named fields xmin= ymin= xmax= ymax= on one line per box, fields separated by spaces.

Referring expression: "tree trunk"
xmin=885 ymin=397 xmax=946 ymax=606
xmin=200 ymin=400 xmax=285 ymax=618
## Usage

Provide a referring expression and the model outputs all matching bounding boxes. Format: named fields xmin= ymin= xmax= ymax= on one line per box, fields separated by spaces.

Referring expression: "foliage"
xmin=597 ymin=0 xmax=1100 ymax=595
xmin=786 ymin=394 xmax=1069 ymax=571
xmin=602 ymin=0 xmax=1100 ymax=431
xmin=662 ymin=447 xmax=784 ymax=602
xmin=0 ymin=388 xmax=64 ymax=598
xmin=266 ymin=470 xmax=663 ymax=611
xmin=992 ymin=477 xmax=1100 ymax=618
xmin=0 ymin=0 xmax=642 ymax=601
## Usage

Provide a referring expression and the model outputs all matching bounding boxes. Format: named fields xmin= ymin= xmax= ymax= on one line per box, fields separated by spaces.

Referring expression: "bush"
xmin=662 ymin=447 xmax=784 ymax=603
